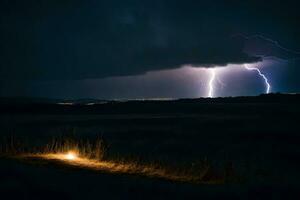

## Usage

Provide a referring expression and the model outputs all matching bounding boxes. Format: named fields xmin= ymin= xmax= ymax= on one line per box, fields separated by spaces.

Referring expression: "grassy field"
xmin=0 ymin=94 xmax=299 ymax=199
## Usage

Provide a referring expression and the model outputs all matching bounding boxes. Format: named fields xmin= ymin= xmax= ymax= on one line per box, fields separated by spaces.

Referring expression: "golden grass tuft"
xmin=42 ymin=137 xmax=105 ymax=161
xmin=0 ymin=136 xmax=241 ymax=184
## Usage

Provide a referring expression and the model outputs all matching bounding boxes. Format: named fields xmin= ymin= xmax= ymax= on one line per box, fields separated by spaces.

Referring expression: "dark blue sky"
xmin=0 ymin=0 xmax=299 ymax=99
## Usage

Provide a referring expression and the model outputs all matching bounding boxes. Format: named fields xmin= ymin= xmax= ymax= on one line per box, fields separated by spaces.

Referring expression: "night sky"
xmin=1 ymin=0 xmax=299 ymax=99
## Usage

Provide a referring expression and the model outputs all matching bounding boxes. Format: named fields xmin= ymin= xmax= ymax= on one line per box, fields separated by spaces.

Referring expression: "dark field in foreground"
xmin=0 ymin=94 xmax=300 ymax=199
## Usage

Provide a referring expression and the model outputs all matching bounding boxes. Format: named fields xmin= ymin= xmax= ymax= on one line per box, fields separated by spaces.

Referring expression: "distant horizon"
xmin=0 ymin=92 xmax=298 ymax=102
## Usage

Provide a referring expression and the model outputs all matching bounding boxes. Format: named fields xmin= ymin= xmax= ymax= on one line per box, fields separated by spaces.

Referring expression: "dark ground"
xmin=0 ymin=94 xmax=300 ymax=199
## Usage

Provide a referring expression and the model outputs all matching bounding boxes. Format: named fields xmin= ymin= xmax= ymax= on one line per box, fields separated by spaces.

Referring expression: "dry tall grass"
xmin=1 ymin=136 xmax=240 ymax=184
xmin=43 ymin=137 xmax=105 ymax=160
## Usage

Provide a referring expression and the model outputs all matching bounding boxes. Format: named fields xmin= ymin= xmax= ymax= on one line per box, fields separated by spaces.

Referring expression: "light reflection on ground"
xmin=19 ymin=153 xmax=222 ymax=184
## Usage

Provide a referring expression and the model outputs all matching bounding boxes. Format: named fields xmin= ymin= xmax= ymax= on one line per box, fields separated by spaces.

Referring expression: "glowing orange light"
xmin=65 ymin=152 xmax=77 ymax=160
xmin=21 ymin=152 xmax=215 ymax=184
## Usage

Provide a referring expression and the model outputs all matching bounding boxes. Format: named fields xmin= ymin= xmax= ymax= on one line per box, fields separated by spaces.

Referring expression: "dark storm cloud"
xmin=0 ymin=0 xmax=299 ymax=80
xmin=235 ymin=34 xmax=300 ymax=60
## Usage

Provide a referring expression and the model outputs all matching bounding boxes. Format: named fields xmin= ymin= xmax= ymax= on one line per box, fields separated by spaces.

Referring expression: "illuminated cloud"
xmin=0 ymin=1 xmax=264 ymax=80
xmin=0 ymin=1 xmax=299 ymax=98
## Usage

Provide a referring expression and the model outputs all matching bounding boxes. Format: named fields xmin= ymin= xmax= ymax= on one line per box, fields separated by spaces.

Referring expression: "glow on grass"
xmin=21 ymin=152 xmax=220 ymax=184
xmin=64 ymin=151 xmax=78 ymax=160
xmin=16 ymin=139 xmax=224 ymax=184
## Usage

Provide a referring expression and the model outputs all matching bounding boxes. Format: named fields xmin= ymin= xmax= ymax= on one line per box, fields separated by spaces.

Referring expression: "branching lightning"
xmin=205 ymin=65 xmax=271 ymax=97
xmin=233 ymin=34 xmax=300 ymax=55
xmin=244 ymin=64 xmax=271 ymax=94
xmin=203 ymin=34 xmax=295 ymax=97
xmin=208 ymin=69 xmax=216 ymax=98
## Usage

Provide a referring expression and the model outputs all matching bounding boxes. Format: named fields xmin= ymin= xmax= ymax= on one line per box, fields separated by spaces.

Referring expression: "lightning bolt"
xmin=208 ymin=69 xmax=216 ymax=98
xmin=204 ymin=33 xmax=290 ymax=97
xmin=244 ymin=64 xmax=271 ymax=94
